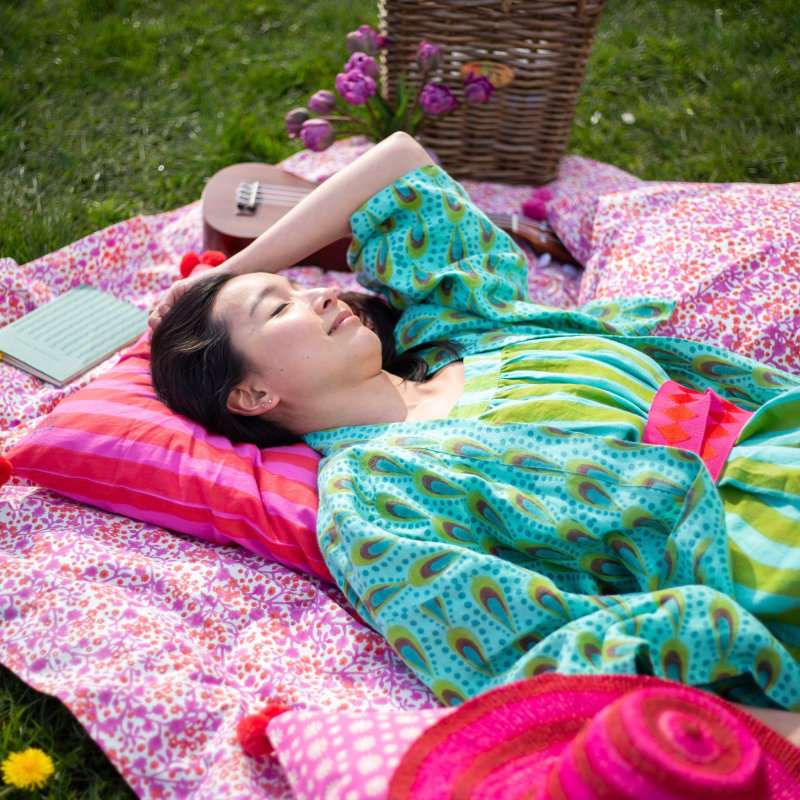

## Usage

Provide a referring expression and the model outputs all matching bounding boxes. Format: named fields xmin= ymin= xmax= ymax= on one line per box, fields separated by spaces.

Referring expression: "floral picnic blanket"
xmin=1 ymin=139 xmax=797 ymax=799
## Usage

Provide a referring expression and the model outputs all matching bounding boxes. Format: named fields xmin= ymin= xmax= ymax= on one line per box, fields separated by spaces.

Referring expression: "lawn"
xmin=1 ymin=0 xmax=798 ymax=796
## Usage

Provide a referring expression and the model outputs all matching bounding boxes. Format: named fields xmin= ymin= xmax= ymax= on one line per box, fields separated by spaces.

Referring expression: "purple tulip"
xmin=346 ymin=24 xmax=380 ymax=56
xmin=463 ymin=74 xmax=495 ymax=104
xmin=344 ymin=51 xmax=380 ymax=80
xmin=284 ymin=106 xmax=310 ymax=138
xmin=419 ymin=82 xmax=459 ymax=115
xmin=299 ymin=118 xmax=335 ymax=151
xmin=335 ymin=69 xmax=377 ymax=106
xmin=416 ymin=40 xmax=442 ymax=72
xmin=308 ymin=90 xmax=337 ymax=115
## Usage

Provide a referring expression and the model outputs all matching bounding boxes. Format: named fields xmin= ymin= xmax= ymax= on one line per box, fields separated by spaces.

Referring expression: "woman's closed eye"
xmin=269 ymin=301 xmax=291 ymax=318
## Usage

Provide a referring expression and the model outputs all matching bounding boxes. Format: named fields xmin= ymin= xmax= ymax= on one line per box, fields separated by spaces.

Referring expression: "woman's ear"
xmin=226 ymin=383 xmax=279 ymax=417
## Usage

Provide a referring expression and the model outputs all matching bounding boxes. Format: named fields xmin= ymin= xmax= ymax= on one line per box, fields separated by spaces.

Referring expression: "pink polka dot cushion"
xmin=548 ymin=156 xmax=800 ymax=375
xmin=266 ymin=707 xmax=452 ymax=800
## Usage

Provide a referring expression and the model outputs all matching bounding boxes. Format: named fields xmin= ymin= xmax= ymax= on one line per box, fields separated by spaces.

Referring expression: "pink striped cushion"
xmin=7 ymin=335 xmax=331 ymax=582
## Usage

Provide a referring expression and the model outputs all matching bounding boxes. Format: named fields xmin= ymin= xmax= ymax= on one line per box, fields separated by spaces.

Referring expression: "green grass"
xmin=569 ymin=0 xmax=800 ymax=182
xmin=0 ymin=665 xmax=135 ymax=799
xmin=1 ymin=0 xmax=798 ymax=796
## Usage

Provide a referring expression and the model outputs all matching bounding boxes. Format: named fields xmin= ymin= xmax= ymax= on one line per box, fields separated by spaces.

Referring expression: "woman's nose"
xmin=305 ymin=286 xmax=337 ymax=313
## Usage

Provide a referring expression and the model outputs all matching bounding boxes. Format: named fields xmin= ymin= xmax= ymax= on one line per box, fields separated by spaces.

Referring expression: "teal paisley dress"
xmin=304 ymin=165 xmax=800 ymax=710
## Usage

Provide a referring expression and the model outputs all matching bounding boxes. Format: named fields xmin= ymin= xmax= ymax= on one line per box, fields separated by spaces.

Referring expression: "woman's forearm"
xmin=224 ymin=131 xmax=434 ymax=276
xmin=735 ymin=704 xmax=800 ymax=747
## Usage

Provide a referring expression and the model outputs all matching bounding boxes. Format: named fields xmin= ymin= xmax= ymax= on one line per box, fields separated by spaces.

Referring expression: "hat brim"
xmin=387 ymin=673 xmax=800 ymax=800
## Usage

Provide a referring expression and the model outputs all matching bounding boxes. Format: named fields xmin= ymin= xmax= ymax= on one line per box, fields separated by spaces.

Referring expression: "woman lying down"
xmin=149 ymin=132 xmax=800 ymax=737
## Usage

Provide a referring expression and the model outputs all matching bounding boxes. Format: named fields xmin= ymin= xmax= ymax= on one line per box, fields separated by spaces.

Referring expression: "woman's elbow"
xmin=379 ymin=131 xmax=435 ymax=172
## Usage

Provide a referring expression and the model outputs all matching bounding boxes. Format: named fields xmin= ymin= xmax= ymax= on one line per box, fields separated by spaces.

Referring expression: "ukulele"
xmin=201 ymin=162 xmax=577 ymax=270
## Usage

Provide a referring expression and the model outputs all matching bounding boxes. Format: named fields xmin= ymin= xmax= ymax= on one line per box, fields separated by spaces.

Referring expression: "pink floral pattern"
xmin=0 ymin=141 xmax=578 ymax=799
xmin=548 ymin=156 xmax=800 ymax=375
xmin=6 ymin=141 xmax=794 ymax=799
xmin=0 ymin=483 xmax=434 ymax=799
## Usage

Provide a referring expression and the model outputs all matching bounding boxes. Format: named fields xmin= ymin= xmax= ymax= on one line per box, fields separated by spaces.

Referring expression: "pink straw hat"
xmin=388 ymin=674 xmax=800 ymax=799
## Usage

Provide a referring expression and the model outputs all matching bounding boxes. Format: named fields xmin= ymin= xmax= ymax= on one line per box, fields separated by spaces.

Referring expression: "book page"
xmin=0 ymin=286 xmax=148 ymax=384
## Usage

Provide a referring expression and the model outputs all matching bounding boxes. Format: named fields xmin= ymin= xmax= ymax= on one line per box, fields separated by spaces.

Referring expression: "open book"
xmin=0 ymin=285 xmax=149 ymax=386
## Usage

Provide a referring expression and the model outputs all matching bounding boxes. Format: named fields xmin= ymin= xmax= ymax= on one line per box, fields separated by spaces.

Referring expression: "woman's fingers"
xmin=148 ymin=285 xmax=184 ymax=329
xmin=148 ymin=267 xmax=228 ymax=329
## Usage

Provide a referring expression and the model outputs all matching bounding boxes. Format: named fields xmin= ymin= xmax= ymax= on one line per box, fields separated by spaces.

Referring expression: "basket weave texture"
xmin=379 ymin=0 xmax=607 ymax=184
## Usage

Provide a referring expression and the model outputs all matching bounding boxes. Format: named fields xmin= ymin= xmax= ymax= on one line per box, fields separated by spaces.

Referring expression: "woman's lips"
xmin=342 ymin=303 xmax=376 ymax=332
xmin=329 ymin=308 xmax=358 ymax=334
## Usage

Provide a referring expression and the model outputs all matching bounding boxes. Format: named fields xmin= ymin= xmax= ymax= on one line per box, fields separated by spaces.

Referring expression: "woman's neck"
xmin=393 ymin=361 xmax=465 ymax=422
xmin=279 ymin=361 xmax=465 ymax=434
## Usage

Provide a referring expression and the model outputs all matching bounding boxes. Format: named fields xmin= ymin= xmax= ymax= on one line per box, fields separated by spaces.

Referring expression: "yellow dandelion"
xmin=1 ymin=748 xmax=55 ymax=790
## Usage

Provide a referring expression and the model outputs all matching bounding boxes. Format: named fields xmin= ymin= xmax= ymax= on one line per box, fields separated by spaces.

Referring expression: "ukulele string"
xmin=236 ymin=181 xmax=312 ymax=210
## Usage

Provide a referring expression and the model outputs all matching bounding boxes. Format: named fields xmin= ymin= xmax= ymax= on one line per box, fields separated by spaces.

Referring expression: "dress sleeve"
xmin=347 ymin=166 xmax=529 ymax=332
xmin=347 ymin=165 xmax=677 ymax=356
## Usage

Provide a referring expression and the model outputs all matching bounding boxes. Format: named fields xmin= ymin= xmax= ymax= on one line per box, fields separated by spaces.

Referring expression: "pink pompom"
xmin=236 ymin=704 xmax=291 ymax=757
xmin=521 ymin=197 xmax=547 ymax=221
xmin=179 ymin=252 xmax=201 ymax=278
xmin=201 ymin=250 xmax=227 ymax=267
xmin=533 ymin=187 xmax=553 ymax=202
xmin=0 ymin=455 xmax=11 ymax=486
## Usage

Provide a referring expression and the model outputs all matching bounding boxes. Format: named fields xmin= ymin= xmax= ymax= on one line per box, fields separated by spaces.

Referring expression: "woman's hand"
xmin=148 ymin=266 xmax=231 ymax=329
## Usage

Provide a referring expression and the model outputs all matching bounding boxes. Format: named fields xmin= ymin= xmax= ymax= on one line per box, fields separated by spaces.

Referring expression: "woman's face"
xmin=213 ymin=272 xmax=382 ymax=409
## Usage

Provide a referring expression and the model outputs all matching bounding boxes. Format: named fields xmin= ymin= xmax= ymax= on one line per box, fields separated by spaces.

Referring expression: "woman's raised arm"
xmin=225 ymin=131 xmax=433 ymax=275
xmin=149 ymin=132 xmax=433 ymax=328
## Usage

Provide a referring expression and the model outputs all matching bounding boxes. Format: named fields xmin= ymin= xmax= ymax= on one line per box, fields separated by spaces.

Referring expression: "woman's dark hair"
xmin=150 ymin=272 xmax=459 ymax=448
xmin=151 ymin=271 xmax=299 ymax=447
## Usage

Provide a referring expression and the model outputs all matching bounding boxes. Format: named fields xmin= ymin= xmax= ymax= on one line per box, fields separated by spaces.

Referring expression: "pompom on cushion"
xmin=5 ymin=333 xmax=331 ymax=582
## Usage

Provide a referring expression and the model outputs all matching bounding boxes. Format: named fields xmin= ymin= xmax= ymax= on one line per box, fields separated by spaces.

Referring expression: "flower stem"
xmin=414 ymin=114 xmax=432 ymax=135
xmin=362 ymin=99 xmax=383 ymax=140
xmin=329 ymin=99 xmax=374 ymax=134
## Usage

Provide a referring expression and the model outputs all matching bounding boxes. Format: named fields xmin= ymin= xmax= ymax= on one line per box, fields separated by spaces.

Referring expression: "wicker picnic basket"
xmin=378 ymin=0 xmax=607 ymax=184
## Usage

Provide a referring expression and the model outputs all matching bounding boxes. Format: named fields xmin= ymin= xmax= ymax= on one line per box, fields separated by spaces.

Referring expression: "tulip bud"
xmin=463 ymin=74 xmax=494 ymax=104
xmin=299 ymin=118 xmax=335 ymax=151
xmin=344 ymin=52 xmax=380 ymax=81
xmin=416 ymin=40 xmax=442 ymax=72
xmin=419 ymin=82 xmax=459 ymax=115
xmin=308 ymin=90 xmax=337 ymax=115
xmin=346 ymin=24 xmax=380 ymax=56
xmin=284 ymin=107 xmax=310 ymax=138
xmin=335 ymin=69 xmax=377 ymax=106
